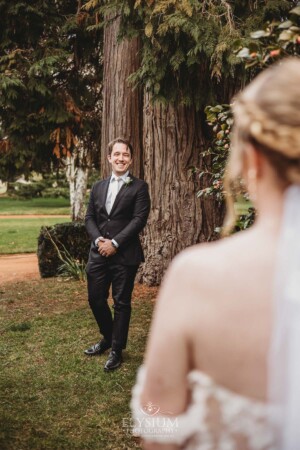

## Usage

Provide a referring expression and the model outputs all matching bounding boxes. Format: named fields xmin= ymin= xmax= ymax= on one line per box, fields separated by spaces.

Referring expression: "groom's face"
xmin=108 ymin=143 xmax=133 ymax=176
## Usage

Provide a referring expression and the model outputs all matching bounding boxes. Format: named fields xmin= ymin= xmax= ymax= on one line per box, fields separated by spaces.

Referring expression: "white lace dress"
xmin=131 ymin=184 xmax=300 ymax=450
xmin=131 ymin=366 xmax=277 ymax=449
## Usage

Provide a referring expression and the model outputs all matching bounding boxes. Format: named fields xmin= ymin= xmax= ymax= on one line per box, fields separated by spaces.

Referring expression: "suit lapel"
xmin=109 ymin=174 xmax=133 ymax=216
xmin=101 ymin=177 xmax=110 ymax=215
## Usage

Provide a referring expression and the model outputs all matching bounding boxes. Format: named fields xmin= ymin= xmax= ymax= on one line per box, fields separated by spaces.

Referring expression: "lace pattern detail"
xmin=131 ymin=366 xmax=205 ymax=445
xmin=131 ymin=366 xmax=277 ymax=449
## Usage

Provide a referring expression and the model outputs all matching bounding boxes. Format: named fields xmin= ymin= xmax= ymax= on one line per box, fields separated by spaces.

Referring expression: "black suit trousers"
xmin=86 ymin=260 xmax=139 ymax=351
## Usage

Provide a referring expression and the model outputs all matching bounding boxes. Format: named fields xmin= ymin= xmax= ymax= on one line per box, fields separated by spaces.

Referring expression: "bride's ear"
xmin=243 ymin=144 xmax=263 ymax=180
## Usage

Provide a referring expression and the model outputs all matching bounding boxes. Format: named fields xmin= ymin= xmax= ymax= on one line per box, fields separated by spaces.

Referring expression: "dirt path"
xmin=0 ymin=214 xmax=69 ymax=285
xmin=0 ymin=253 xmax=39 ymax=285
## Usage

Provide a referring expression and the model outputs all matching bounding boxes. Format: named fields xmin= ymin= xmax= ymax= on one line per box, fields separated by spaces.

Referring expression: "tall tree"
xmin=100 ymin=15 xmax=143 ymax=177
xmin=0 ymin=0 xmax=102 ymax=220
xmin=85 ymin=0 xmax=294 ymax=284
xmin=62 ymin=0 xmax=103 ymax=220
xmin=141 ymin=97 xmax=226 ymax=284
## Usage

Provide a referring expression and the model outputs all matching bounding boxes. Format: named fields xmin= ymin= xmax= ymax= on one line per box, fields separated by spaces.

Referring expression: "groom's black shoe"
xmin=84 ymin=339 xmax=111 ymax=356
xmin=104 ymin=350 xmax=123 ymax=371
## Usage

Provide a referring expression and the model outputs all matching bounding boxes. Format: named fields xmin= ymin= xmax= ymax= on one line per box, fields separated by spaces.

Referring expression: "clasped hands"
xmin=97 ymin=238 xmax=117 ymax=257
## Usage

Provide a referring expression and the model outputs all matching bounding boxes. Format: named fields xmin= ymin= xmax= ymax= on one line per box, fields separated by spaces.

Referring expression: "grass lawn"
xmin=0 ymin=279 xmax=157 ymax=450
xmin=0 ymin=218 xmax=70 ymax=254
xmin=0 ymin=197 xmax=70 ymax=215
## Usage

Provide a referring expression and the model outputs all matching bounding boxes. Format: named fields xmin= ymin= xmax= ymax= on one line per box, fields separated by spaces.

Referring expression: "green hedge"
xmin=37 ymin=222 xmax=90 ymax=278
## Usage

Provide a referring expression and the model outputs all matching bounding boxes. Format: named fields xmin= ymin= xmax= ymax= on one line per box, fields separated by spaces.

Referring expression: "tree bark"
xmin=100 ymin=18 xmax=228 ymax=286
xmin=65 ymin=142 xmax=89 ymax=221
xmin=100 ymin=16 xmax=143 ymax=178
xmin=140 ymin=94 xmax=225 ymax=285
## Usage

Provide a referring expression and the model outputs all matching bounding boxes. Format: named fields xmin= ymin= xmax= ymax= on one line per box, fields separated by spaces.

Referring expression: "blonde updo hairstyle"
xmin=223 ymin=58 xmax=300 ymax=235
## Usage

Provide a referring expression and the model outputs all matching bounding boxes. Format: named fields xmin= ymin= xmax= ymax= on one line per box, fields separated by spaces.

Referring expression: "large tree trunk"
xmin=100 ymin=17 xmax=226 ymax=286
xmin=100 ymin=16 xmax=143 ymax=178
xmin=140 ymin=94 xmax=225 ymax=285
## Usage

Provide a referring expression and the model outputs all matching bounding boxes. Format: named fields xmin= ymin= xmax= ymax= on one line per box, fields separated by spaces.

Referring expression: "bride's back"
xmin=185 ymin=226 xmax=279 ymax=401
xmin=132 ymin=227 xmax=281 ymax=450
xmin=134 ymin=59 xmax=300 ymax=449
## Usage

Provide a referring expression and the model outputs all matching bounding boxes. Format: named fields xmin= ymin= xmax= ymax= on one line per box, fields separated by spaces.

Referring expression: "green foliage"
xmin=235 ymin=207 xmax=256 ymax=232
xmin=0 ymin=0 xmax=102 ymax=180
xmin=38 ymin=221 xmax=90 ymax=278
xmin=45 ymin=229 xmax=87 ymax=281
xmin=236 ymin=3 xmax=300 ymax=70
xmin=200 ymin=104 xmax=257 ymax=231
xmin=9 ymin=182 xmax=46 ymax=199
xmin=204 ymin=2 xmax=300 ymax=231
xmin=57 ymin=258 xmax=87 ymax=281
xmin=41 ymin=187 xmax=69 ymax=199
xmin=8 ymin=173 xmax=69 ymax=199
xmin=85 ymin=0 xmax=294 ymax=107
xmin=197 ymin=104 xmax=232 ymax=201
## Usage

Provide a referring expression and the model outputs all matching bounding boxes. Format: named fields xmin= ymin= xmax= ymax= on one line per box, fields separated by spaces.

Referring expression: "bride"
xmin=131 ymin=58 xmax=300 ymax=450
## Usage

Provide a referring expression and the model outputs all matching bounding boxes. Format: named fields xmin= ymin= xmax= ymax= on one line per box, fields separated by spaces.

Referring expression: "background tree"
xmin=0 ymin=0 xmax=102 ymax=220
xmin=99 ymin=14 xmax=143 ymax=177
xmin=87 ymin=0 xmax=293 ymax=284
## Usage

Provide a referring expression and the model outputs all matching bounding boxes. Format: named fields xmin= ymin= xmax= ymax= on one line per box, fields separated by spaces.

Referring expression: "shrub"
xmin=8 ymin=172 xmax=70 ymax=199
xmin=41 ymin=187 xmax=69 ymax=198
xmin=9 ymin=181 xmax=46 ymax=198
xmin=37 ymin=222 xmax=90 ymax=278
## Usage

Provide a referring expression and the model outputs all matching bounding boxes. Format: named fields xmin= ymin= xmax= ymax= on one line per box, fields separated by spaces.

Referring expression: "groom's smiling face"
xmin=108 ymin=143 xmax=133 ymax=176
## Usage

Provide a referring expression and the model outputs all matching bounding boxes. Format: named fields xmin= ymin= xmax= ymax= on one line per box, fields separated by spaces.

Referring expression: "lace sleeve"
xmin=130 ymin=365 xmax=206 ymax=445
xmin=131 ymin=366 xmax=277 ymax=450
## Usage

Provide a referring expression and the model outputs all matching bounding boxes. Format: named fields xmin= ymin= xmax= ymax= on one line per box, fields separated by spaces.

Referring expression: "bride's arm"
xmin=139 ymin=255 xmax=193 ymax=449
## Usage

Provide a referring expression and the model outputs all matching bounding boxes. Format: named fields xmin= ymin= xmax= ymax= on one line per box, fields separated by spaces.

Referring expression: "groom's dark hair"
xmin=108 ymin=137 xmax=133 ymax=157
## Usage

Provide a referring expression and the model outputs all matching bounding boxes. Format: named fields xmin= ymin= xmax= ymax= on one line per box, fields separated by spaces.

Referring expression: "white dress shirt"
xmin=95 ymin=171 xmax=129 ymax=248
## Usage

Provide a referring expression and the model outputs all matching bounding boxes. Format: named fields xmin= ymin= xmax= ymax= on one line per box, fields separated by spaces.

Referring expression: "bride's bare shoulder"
xmin=174 ymin=228 xmax=255 ymax=271
xmin=159 ymin=225 xmax=274 ymax=310
xmin=164 ymin=227 xmax=265 ymax=295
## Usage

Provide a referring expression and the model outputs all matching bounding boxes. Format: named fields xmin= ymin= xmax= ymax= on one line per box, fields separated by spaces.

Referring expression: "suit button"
xmin=107 ymin=219 xmax=110 ymax=222
xmin=106 ymin=232 xmax=110 ymax=236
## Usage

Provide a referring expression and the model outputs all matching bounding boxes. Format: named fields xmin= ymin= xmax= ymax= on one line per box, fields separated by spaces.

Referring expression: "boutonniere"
xmin=124 ymin=176 xmax=133 ymax=186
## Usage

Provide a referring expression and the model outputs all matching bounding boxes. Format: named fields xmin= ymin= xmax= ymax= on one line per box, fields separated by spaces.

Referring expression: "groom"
xmin=84 ymin=137 xmax=150 ymax=371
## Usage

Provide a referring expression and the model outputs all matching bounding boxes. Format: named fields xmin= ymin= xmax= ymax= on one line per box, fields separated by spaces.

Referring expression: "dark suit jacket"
xmin=85 ymin=174 xmax=150 ymax=266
